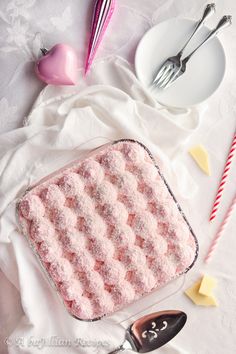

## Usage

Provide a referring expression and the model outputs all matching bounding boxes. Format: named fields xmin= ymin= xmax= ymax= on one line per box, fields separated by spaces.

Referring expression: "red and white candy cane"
xmin=205 ymin=192 xmax=236 ymax=263
xmin=209 ymin=131 xmax=236 ymax=222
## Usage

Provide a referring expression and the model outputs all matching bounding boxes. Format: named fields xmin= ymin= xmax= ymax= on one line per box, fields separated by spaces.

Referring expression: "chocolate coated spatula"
xmin=108 ymin=310 xmax=187 ymax=353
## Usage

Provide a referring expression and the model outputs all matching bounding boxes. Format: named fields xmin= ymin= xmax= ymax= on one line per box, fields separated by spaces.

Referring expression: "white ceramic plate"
xmin=135 ymin=18 xmax=226 ymax=108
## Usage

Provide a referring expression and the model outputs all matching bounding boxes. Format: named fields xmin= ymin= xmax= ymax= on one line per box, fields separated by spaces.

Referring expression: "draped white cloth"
xmin=0 ymin=56 xmax=203 ymax=354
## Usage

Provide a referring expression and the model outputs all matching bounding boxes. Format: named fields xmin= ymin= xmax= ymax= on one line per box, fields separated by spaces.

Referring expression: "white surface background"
xmin=0 ymin=0 xmax=236 ymax=353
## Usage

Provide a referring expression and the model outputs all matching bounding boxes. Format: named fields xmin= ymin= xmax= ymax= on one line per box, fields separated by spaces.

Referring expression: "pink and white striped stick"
xmin=205 ymin=192 xmax=236 ymax=263
xmin=209 ymin=130 xmax=236 ymax=222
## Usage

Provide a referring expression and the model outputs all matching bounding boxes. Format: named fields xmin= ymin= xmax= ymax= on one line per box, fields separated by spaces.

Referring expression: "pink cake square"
xmin=17 ymin=140 xmax=198 ymax=321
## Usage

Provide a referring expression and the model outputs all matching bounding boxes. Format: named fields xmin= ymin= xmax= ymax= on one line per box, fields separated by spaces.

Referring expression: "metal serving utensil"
xmin=152 ymin=3 xmax=216 ymax=88
xmin=108 ymin=310 xmax=187 ymax=354
xmin=161 ymin=15 xmax=232 ymax=89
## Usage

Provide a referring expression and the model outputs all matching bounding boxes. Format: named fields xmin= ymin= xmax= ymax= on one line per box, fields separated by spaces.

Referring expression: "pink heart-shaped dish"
xmin=35 ymin=43 xmax=78 ymax=85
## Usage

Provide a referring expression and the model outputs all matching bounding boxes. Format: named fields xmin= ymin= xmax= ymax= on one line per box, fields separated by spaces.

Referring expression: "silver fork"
xmin=162 ymin=15 xmax=232 ymax=89
xmin=152 ymin=3 xmax=216 ymax=88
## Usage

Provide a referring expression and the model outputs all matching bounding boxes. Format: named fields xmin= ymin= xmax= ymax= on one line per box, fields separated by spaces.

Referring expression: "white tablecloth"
xmin=0 ymin=1 xmax=236 ymax=353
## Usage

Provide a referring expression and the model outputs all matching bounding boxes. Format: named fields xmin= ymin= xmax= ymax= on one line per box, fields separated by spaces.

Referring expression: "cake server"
xmin=108 ymin=310 xmax=187 ymax=353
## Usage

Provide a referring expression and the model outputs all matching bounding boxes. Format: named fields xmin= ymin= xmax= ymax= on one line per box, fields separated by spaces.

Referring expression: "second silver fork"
xmin=152 ymin=3 xmax=216 ymax=88
xmin=162 ymin=15 xmax=232 ymax=89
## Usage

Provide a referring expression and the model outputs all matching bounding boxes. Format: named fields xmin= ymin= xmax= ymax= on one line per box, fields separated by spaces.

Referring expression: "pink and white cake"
xmin=17 ymin=140 xmax=198 ymax=321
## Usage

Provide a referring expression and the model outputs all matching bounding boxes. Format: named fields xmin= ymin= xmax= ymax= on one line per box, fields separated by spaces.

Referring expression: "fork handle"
xmin=107 ymin=346 xmax=125 ymax=354
xmin=177 ymin=3 xmax=216 ymax=57
xmin=183 ymin=15 xmax=232 ymax=63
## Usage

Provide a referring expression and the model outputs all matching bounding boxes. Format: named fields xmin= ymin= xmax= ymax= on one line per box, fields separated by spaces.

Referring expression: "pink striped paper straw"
xmin=205 ymin=192 xmax=236 ymax=263
xmin=209 ymin=130 xmax=236 ymax=221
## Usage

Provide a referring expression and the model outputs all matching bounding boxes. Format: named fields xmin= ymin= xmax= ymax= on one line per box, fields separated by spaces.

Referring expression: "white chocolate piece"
xmin=199 ymin=275 xmax=217 ymax=296
xmin=185 ymin=279 xmax=218 ymax=307
xmin=189 ymin=145 xmax=211 ymax=176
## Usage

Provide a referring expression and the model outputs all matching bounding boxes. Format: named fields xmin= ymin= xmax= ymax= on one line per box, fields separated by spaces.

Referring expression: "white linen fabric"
xmin=0 ymin=56 xmax=201 ymax=354
xmin=1 ymin=53 xmax=236 ymax=354
xmin=1 ymin=0 xmax=233 ymax=134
